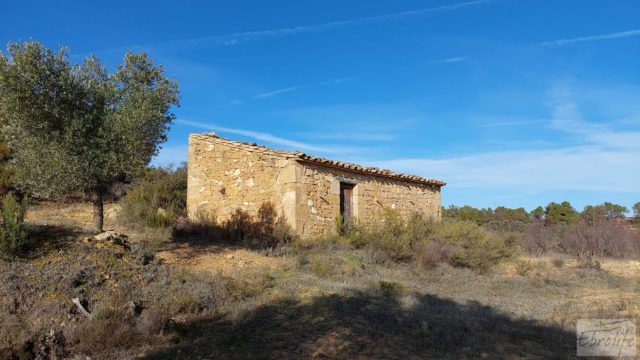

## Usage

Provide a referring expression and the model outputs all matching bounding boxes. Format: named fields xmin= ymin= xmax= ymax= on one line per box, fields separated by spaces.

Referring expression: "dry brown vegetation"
xmin=1 ymin=201 xmax=638 ymax=359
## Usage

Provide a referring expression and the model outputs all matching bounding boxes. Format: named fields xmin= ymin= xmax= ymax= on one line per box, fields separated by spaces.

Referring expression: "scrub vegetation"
xmin=1 ymin=189 xmax=638 ymax=358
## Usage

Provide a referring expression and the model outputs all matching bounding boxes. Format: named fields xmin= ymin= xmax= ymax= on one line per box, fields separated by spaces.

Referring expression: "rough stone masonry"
xmin=187 ymin=133 xmax=446 ymax=237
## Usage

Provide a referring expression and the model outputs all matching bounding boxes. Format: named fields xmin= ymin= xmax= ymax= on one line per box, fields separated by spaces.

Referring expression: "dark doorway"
xmin=340 ymin=183 xmax=354 ymax=225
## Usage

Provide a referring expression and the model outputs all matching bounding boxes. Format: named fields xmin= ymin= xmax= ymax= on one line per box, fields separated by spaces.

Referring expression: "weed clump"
xmin=0 ymin=192 xmax=29 ymax=259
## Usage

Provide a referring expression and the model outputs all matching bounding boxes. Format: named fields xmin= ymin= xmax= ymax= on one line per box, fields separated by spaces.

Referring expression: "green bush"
xmin=0 ymin=192 xmax=29 ymax=259
xmin=348 ymin=209 xmax=437 ymax=261
xmin=119 ymin=164 xmax=187 ymax=227
xmin=437 ymin=220 xmax=514 ymax=273
xmin=338 ymin=209 xmax=515 ymax=273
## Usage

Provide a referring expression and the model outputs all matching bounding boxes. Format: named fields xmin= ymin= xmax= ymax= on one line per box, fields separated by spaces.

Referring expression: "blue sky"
xmin=2 ymin=0 xmax=639 ymax=212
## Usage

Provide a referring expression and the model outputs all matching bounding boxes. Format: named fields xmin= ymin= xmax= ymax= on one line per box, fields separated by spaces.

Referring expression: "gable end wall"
xmin=187 ymin=134 xmax=297 ymax=229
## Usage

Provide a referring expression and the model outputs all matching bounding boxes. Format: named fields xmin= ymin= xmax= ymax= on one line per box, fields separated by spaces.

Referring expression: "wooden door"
xmin=340 ymin=183 xmax=354 ymax=221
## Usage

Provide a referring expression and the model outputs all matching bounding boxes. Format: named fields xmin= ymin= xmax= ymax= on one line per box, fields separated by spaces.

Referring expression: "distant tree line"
xmin=443 ymin=201 xmax=640 ymax=228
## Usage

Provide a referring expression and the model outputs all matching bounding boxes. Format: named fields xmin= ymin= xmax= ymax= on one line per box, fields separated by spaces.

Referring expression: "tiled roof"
xmin=192 ymin=133 xmax=446 ymax=187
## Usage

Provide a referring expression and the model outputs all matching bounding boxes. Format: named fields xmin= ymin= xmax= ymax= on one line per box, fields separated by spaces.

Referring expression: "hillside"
xmin=1 ymin=201 xmax=638 ymax=359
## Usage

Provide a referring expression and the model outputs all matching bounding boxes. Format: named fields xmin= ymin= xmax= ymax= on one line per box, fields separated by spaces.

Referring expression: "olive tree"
xmin=0 ymin=41 xmax=179 ymax=232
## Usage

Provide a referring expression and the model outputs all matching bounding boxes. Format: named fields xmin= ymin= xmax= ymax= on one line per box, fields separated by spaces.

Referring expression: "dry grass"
xmin=2 ymin=202 xmax=638 ymax=359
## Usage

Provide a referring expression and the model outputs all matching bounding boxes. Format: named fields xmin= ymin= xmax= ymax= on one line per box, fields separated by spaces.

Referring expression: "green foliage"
xmin=599 ymin=202 xmax=628 ymax=218
xmin=530 ymin=206 xmax=544 ymax=221
xmin=0 ymin=141 xmax=14 ymax=197
xmin=342 ymin=209 xmax=514 ymax=272
xmin=443 ymin=205 xmax=531 ymax=232
xmin=443 ymin=205 xmax=493 ymax=224
xmin=0 ymin=41 xmax=179 ymax=231
xmin=634 ymin=202 xmax=640 ymax=221
xmin=120 ymin=164 xmax=187 ymax=227
xmin=0 ymin=192 xmax=29 ymax=259
xmin=581 ymin=205 xmax=607 ymax=223
xmin=544 ymin=201 xmax=578 ymax=224
xmin=437 ymin=220 xmax=515 ymax=273
xmin=348 ymin=209 xmax=436 ymax=260
xmin=582 ymin=202 xmax=628 ymax=222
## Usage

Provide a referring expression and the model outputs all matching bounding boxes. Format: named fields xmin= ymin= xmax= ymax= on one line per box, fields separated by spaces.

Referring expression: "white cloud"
xmin=428 ymin=56 xmax=468 ymax=64
xmin=540 ymin=28 xmax=640 ymax=47
xmin=372 ymin=83 xmax=640 ymax=193
xmin=548 ymin=83 xmax=640 ymax=150
xmin=374 ymin=147 xmax=640 ymax=192
xmin=125 ymin=0 xmax=492 ymax=52
xmin=254 ymin=86 xmax=302 ymax=99
xmin=174 ymin=119 xmax=368 ymax=155
xmin=248 ymin=77 xmax=353 ymax=102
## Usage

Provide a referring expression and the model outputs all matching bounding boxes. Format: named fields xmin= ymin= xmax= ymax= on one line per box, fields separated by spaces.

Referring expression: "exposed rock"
xmin=93 ymin=231 xmax=128 ymax=247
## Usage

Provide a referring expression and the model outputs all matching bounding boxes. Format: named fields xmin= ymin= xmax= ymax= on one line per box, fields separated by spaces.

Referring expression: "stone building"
xmin=187 ymin=133 xmax=446 ymax=237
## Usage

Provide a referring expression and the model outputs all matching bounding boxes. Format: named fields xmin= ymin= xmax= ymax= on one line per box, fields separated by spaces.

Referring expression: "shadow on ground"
xmin=26 ymin=224 xmax=84 ymax=258
xmin=142 ymin=288 xmax=575 ymax=360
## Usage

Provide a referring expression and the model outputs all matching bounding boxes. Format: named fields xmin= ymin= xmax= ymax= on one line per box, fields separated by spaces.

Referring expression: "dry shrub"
xmin=576 ymin=258 xmax=601 ymax=270
xmin=301 ymin=252 xmax=364 ymax=279
xmin=415 ymin=240 xmax=452 ymax=270
xmin=551 ymin=258 xmax=564 ymax=269
xmin=522 ymin=222 xmax=564 ymax=255
xmin=523 ymin=219 xmax=639 ymax=260
xmin=377 ymin=281 xmax=408 ymax=297
xmin=563 ymin=219 xmax=638 ymax=259
xmin=514 ymin=260 xmax=534 ymax=276
xmin=68 ymin=296 xmax=146 ymax=356
xmin=222 ymin=203 xmax=293 ymax=248
xmin=172 ymin=202 xmax=294 ymax=249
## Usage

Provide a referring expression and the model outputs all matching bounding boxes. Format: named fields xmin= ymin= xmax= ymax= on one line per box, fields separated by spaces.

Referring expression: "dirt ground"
xmin=27 ymin=201 xmax=286 ymax=275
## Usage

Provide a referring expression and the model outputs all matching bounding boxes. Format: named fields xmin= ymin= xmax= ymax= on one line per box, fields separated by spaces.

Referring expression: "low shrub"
xmin=514 ymin=260 xmax=534 ymax=276
xmin=334 ymin=209 xmax=515 ymax=273
xmin=0 ymin=192 xmax=29 ymax=259
xmin=551 ymin=258 xmax=564 ymax=269
xmin=68 ymin=296 xmax=148 ymax=356
xmin=436 ymin=220 xmax=515 ymax=273
xmin=222 ymin=203 xmax=294 ymax=249
xmin=576 ymin=258 xmax=601 ymax=270
xmin=172 ymin=202 xmax=294 ymax=249
xmin=119 ymin=164 xmax=187 ymax=227
xmin=377 ymin=280 xmax=408 ymax=297
xmin=415 ymin=240 xmax=451 ymax=270
xmin=348 ymin=209 xmax=437 ymax=261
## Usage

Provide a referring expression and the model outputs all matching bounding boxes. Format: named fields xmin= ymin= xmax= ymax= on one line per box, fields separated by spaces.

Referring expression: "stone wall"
xmin=294 ymin=161 xmax=441 ymax=237
xmin=188 ymin=133 xmax=442 ymax=237
xmin=187 ymin=134 xmax=298 ymax=228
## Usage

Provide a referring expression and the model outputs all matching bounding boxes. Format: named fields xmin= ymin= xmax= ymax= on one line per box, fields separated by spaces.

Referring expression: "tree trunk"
xmin=91 ymin=187 xmax=105 ymax=233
